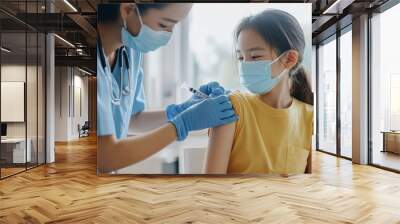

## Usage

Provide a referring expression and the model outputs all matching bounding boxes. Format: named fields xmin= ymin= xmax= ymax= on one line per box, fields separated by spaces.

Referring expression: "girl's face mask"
xmin=238 ymin=52 xmax=288 ymax=94
xmin=121 ymin=6 xmax=172 ymax=53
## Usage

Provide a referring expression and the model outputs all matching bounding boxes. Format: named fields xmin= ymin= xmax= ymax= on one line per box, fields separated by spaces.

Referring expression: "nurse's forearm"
xmin=98 ymin=123 xmax=176 ymax=173
xmin=129 ymin=110 xmax=167 ymax=134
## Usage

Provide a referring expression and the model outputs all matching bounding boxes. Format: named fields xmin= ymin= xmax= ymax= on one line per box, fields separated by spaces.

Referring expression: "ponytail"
xmin=289 ymin=65 xmax=313 ymax=105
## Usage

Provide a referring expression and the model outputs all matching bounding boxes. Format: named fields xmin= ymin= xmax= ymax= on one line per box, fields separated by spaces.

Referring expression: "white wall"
xmin=54 ymin=67 xmax=89 ymax=141
xmin=73 ymin=72 xmax=89 ymax=139
xmin=55 ymin=67 xmax=69 ymax=141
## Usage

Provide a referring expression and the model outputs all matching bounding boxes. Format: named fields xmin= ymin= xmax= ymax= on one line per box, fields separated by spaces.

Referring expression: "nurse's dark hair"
xmin=97 ymin=3 xmax=170 ymax=24
xmin=234 ymin=9 xmax=313 ymax=105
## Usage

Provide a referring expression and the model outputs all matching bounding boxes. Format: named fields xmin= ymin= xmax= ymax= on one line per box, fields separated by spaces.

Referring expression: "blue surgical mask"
xmin=121 ymin=7 xmax=172 ymax=53
xmin=239 ymin=53 xmax=288 ymax=94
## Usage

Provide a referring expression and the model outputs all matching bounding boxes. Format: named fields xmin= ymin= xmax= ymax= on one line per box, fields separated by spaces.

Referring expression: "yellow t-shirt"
xmin=227 ymin=92 xmax=313 ymax=174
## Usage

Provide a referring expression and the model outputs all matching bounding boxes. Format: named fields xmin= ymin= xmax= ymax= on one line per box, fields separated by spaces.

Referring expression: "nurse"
xmin=97 ymin=3 xmax=237 ymax=173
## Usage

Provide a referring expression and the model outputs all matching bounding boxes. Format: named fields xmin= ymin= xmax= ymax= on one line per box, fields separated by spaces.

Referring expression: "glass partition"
xmin=0 ymin=1 xmax=46 ymax=179
xmin=1 ymin=30 xmax=28 ymax=177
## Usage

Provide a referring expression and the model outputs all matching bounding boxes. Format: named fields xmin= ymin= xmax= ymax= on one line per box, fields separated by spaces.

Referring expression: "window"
xmin=339 ymin=29 xmax=352 ymax=158
xmin=370 ymin=3 xmax=400 ymax=171
xmin=317 ymin=37 xmax=337 ymax=154
xmin=390 ymin=75 xmax=400 ymax=130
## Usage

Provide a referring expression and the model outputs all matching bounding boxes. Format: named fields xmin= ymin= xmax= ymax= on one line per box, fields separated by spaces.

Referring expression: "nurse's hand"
xmin=165 ymin=82 xmax=226 ymax=121
xmin=198 ymin=81 xmax=225 ymax=97
xmin=169 ymin=95 xmax=238 ymax=141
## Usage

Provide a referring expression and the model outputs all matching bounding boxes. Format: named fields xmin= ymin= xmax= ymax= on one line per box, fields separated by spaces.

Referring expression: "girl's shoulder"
xmin=229 ymin=90 xmax=254 ymax=104
xmin=292 ymin=98 xmax=314 ymax=121
xmin=293 ymin=98 xmax=313 ymax=112
xmin=228 ymin=91 xmax=254 ymax=130
xmin=228 ymin=91 xmax=254 ymax=112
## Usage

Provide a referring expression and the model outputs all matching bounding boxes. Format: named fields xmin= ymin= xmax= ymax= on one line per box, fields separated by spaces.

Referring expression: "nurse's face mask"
xmin=238 ymin=52 xmax=288 ymax=95
xmin=121 ymin=6 xmax=172 ymax=53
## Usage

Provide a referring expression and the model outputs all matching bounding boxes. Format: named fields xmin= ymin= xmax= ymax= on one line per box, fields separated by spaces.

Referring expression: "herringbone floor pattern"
xmin=1 ymin=135 xmax=400 ymax=223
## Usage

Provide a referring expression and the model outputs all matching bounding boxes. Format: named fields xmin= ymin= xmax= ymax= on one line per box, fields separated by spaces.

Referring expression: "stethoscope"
xmin=98 ymin=36 xmax=133 ymax=105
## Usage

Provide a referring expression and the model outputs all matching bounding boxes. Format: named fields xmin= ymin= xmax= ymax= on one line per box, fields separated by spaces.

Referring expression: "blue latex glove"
xmin=169 ymin=95 xmax=238 ymax=141
xmin=166 ymin=82 xmax=226 ymax=121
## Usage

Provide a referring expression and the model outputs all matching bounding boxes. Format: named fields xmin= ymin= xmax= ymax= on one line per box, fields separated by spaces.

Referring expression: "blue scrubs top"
xmin=97 ymin=45 xmax=146 ymax=139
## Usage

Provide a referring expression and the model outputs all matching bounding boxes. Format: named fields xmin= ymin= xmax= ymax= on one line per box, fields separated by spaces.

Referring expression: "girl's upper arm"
xmin=203 ymin=122 xmax=236 ymax=174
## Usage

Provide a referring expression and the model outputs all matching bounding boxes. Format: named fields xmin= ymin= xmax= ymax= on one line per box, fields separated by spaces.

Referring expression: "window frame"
xmin=315 ymin=24 xmax=353 ymax=161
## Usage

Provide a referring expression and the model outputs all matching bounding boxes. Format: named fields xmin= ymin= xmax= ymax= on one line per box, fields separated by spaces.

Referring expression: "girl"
xmin=204 ymin=9 xmax=314 ymax=175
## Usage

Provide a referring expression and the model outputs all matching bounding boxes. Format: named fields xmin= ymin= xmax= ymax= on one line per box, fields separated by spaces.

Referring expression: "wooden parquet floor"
xmin=1 ymin=135 xmax=400 ymax=223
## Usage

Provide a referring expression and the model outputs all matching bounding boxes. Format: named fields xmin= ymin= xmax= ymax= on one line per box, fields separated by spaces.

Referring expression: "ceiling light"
xmin=63 ymin=0 xmax=78 ymax=12
xmin=78 ymin=67 xmax=92 ymax=76
xmin=1 ymin=47 xmax=11 ymax=53
xmin=54 ymin=34 xmax=75 ymax=48
xmin=322 ymin=0 xmax=341 ymax=14
xmin=322 ymin=0 xmax=356 ymax=15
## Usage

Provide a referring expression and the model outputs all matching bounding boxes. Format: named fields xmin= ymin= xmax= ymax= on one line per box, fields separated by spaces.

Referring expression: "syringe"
xmin=180 ymin=82 xmax=208 ymax=99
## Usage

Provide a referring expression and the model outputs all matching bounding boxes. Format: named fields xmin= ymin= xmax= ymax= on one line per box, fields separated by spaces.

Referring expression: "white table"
xmin=1 ymin=138 xmax=31 ymax=163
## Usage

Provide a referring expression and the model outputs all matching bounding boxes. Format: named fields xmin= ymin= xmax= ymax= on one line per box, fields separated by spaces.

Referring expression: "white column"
xmin=352 ymin=14 xmax=369 ymax=164
xmin=45 ymin=1 xmax=55 ymax=163
xmin=46 ymin=33 xmax=55 ymax=163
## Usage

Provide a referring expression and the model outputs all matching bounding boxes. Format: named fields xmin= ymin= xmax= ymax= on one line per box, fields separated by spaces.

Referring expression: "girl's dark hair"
xmin=97 ymin=3 xmax=170 ymax=24
xmin=235 ymin=9 xmax=313 ymax=105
